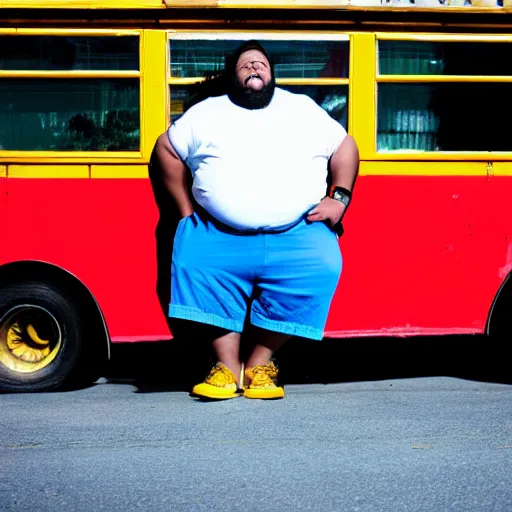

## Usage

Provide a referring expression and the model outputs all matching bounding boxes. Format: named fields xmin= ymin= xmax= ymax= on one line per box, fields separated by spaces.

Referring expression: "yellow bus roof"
xmin=0 ymin=0 xmax=507 ymax=12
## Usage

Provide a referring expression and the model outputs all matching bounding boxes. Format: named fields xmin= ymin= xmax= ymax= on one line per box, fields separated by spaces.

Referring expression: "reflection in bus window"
xmin=377 ymin=84 xmax=439 ymax=151
xmin=279 ymin=85 xmax=348 ymax=128
xmin=379 ymin=41 xmax=444 ymax=76
xmin=378 ymin=82 xmax=512 ymax=152
xmin=170 ymin=86 xmax=191 ymax=123
xmin=0 ymin=36 xmax=139 ymax=71
xmin=0 ymin=79 xmax=140 ymax=151
xmin=170 ymin=39 xmax=349 ymax=79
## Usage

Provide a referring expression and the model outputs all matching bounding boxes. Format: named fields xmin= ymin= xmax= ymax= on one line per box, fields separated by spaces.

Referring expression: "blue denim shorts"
xmin=169 ymin=210 xmax=342 ymax=340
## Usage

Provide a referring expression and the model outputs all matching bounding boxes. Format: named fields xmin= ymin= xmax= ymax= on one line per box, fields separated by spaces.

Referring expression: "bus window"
xmin=376 ymin=38 xmax=512 ymax=153
xmin=0 ymin=34 xmax=140 ymax=152
xmin=170 ymin=38 xmax=349 ymax=79
xmin=0 ymin=79 xmax=139 ymax=151
xmin=379 ymin=40 xmax=512 ymax=76
xmin=169 ymin=35 xmax=349 ymax=128
xmin=377 ymin=84 xmax=439 ymax=152
xmin=0 ymin=35 xmax=139 ymax=71
xmin=378 ymin=82 xmax=512 ymax=152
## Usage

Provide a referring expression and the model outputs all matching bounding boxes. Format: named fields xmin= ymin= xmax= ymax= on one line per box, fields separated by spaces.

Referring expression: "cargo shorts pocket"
xmin=172 ymin=213 xmax=195 ymax=258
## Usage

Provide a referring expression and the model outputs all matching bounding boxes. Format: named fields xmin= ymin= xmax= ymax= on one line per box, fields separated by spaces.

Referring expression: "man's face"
xmin=235 ymin=49 xmax=272 ymax=92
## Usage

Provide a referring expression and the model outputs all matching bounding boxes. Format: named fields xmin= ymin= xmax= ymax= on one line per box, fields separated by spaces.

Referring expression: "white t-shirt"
xmin=168 ymin=87 xmax=347 ymax=230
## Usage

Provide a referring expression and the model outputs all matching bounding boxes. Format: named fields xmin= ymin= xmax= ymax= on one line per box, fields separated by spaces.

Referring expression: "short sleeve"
xmin=300 ymin=94 xmax=347 ymax=157
xmin=168 ymin=112 xmax=196 ymax=163
xmin=319 ymin=107 xmax=347 ymax=157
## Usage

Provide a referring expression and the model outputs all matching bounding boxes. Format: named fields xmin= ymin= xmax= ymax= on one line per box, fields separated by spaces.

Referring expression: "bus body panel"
xmin=0 ymin=174 xmax=6 ymax=228
xmin=0 ymin=171 xmax=507 ymax=340
xmin=2 ymin=176 xmax=168 ymax=341
xmin=328 ymin=174 xmax=508 ymax=337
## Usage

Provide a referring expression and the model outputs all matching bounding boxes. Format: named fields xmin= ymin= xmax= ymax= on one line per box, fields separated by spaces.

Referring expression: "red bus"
xmin=1 ymin=0 xmax=511 ymax=391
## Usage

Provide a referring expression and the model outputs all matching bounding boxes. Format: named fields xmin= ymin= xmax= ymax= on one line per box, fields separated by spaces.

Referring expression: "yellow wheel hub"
xmin=0 ymin=306 xmax=61 ymax=373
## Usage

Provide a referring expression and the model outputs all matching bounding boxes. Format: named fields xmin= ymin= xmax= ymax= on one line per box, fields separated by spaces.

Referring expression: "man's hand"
xmin=307 ymin=197 xmax=346 ymax=228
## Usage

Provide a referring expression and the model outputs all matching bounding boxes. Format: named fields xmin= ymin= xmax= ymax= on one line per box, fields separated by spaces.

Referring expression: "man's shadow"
xmin=148 ymin=143 xmax=181 ymax=321
xmin=148 ymin=143 xmax=231 ymax=387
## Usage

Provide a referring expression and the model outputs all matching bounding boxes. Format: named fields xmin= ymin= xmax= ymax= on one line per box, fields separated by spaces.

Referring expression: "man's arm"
xmin=153 ymin=132 xmax=195 ymax=218
xmin=329 ymin=135 xmax=359 ymax=192
xmin=307 ymin=135 xmax=360 ymax=227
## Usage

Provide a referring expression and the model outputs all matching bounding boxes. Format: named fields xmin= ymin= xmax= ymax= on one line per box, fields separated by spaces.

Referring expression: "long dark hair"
xmin=184 ymin=72 xmax=229 ymax=111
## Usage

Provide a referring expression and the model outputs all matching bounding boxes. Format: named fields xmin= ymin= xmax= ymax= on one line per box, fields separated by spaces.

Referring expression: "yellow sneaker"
xmin=191 ymin=363 xmax=242 ymax=400
xmin=244 ymin=362 xmax=285 ymax=399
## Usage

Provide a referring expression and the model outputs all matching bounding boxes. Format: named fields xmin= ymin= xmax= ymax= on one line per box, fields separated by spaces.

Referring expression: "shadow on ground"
xmin=105 ymin=335 xmax=511 ymax=393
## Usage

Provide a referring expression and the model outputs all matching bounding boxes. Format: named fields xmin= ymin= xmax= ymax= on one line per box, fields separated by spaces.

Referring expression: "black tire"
xmin=0 ymin=280 xmax=85 ymax=392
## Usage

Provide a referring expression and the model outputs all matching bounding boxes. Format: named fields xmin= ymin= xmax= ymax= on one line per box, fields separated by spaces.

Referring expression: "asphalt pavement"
xmin=2 ymin=335 xmax=512 ymax=512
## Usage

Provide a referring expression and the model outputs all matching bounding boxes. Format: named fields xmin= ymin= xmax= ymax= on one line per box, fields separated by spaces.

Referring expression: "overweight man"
xmin=153 ymin=40 xmax=359 ymax=400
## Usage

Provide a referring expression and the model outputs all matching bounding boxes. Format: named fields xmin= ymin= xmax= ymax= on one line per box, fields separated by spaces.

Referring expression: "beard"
xmin=228 ymin=75 xmax=276 ymax=110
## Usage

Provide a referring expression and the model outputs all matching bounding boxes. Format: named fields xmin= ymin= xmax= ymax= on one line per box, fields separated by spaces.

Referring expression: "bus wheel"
xmin=0 ymin=281 xmax=85 ymax=392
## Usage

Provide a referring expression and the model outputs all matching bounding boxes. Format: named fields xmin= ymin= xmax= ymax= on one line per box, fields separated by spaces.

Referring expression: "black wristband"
xmin=328 ymin=186 xmax=352 ymax=207
xmin=329 ymin=185 xmax=352 ymax=199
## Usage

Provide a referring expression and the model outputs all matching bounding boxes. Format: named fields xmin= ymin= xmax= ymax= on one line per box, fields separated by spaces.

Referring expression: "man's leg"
xmin=245 ymin=328 xmax=290 ymax=369
xmin=191 ymin=328 xmax=243 ymax=399
xmin=169 ymin=211 xmax=256 ymax=399
xmin=172 ymin=319 xmax=243 ymax=387
xmin=243 ymin=328 xmax=290 ymax=399
xmin=212 ymin=330 xmax=242 ymax=386
xmin=244 ymin=220 xmax=342 ymax=399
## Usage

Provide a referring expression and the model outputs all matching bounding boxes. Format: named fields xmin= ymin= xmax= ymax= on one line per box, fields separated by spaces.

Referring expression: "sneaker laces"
xmin=247 ymin=363 xmax=279 ymax=388
xmin=205 ymin=364 xmax=236 ymax=388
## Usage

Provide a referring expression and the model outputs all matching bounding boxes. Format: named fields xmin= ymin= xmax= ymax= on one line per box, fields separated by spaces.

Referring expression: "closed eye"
xmin=238 ymin=61 xmax=268 ymax=71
